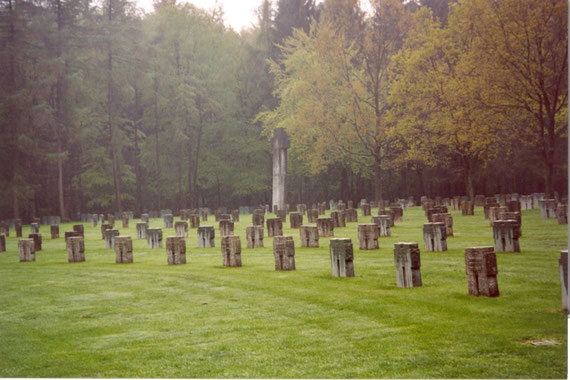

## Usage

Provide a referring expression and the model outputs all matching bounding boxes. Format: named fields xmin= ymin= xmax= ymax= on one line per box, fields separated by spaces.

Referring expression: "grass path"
xmin=0 ymin=206 xmax=566 ymax=377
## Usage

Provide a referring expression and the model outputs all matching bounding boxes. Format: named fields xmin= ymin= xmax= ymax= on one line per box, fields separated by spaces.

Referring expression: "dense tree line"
xmin=0 ymin=0 xmax=566 ymax=221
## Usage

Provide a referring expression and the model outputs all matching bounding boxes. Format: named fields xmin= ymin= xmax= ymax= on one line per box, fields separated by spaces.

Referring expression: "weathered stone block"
xmin=506 ymin=200 xmax=521 ymax=213
xmin=163 ymin=214 xmax=174 ymax=228
xmin=394 ymin=242 xmax=422 ymax=288
xmin=136 ymin=222 xmax=148 ymax=239
xmin=15 ymin=219 xmax=22 ymax=237
xmin=166 ymin=236 xmax=186 ymax=265
xmin=252 ymin=210 xmax=265 ymax=226
xmin=488 ymin=206 xmax=507 ymax=226
xmin=73 ymin=224 xmax=84 ymax=237
xmin=28 ymin=233 xmax=42 ymax=251
xmin=357 ymin=224 xmax=380 ymax=250
xmin=361 ymin=204 xmax=371 ymax=216
xmin=65 ymin=231 xmax=79 ymax=242
xmin=266 ymin=218 xmax=283 ymax=237
xmin=423 ymin=223 xmax=447 ymax=252
xmin=390 ymin=206 xmax=403 ymax=222
xmin=0 ymin=221 xmax=9 ymax=237
xmin=560 ymin=250 xmax=568 ymax=313
xmin=273 ymin=236 xmax=295 ymax=271
xmin=246 ymin=226 xmax=264 ymax=248
xmin=198 ymin=226 xmax=215 ymax=248
xmin=50 ymin=225 xmax=60 ymax=239
xmin=484 ymin=200 xmax=500 ymax=219
xmin=299 ymin=225 xmax=319 ymax=247
xmin=104 ymin=229 xmax=120 ymax=249
xmin=30 ymin=223 xmax=39 ymax=234
xmin=492 ymin=220 xmax=521 ymax=252
xmin=146 ymin=228 xmax=163 ymax=248
xmin=330 ymin=238 xmax=354 ymax=277
xmin=19 ymin=239 xmax=35 ymax=262
xmin=460 ymin=201 xmax=474 ymax=216
xmin=465 ymin=246 xmax=499 ymax=297
xmin=0 ymin=234 xmax=5 ymax=252
xmin=141 ymin=213 xmax=150 ymax=223
xmin=114 ymin=236 xmax=133 ymax=263
xmin=557 ymin=204 xmax=568 ymax=224
xmin=67 ymin=236 xmax=85 ymax=263
xmin=317 ymin=218 xmax=334 ymax=237
xmin=289 ymin=212 xmax=303 ymax=228
xmin=201 ymin=210 xmax=208 ymax=222
xmin=107 ymin=214 xmax=115 ymax=228
xmin=121 ymin=215 xmax=129 ymax=228
xmin=219 ymin=220 xmax=234 ymax=237
xmin=337 ymin=201 xmax=346 ymax=211
xmin=307 ymin=209 xmax=319 ymax=223
xmin=232 ymin=209 xmax=240 ymax=222
xmin=372 ymin=215 xmax=391 ymax=237
xmin=432 ymin=213 xmax=453 ymax=236
xmin=344 ymin=208 xmax=358 ymax=223
xmin=175 ymin=221 xmax=188 ymax=237
xmin=275 ymin=210 xmax=287 ymax=222
xmin=221 ymin=235 xmax=242 ymax=267
xmin=426 ymin=206 xmax=447 ymax=222
xmin=331 ymin=211 xmax=346 ymax=228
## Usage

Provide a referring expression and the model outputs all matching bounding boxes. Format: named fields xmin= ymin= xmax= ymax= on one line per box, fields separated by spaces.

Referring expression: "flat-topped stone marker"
xmin=432 ymin=213 xmax=453 ymax=236
xmin=221 ymin=235 xmax=242 ymax=267
xmin=345 ymin=208 xmax=358 ymax=223
xmin=104 ymin=229 xmax=120 ymax=249
xmin=394 ymin=242 xmax=422 ymax=288
xmin=331 ymin=211 xmax=346 ymax=228
xmin=317 ymin=218 xmax=334 ymax=237
xmin=461 ymin=201 xmax=474 ymax=215
xmin=136 ymin=222 xmax=148 ymax=239
xmin=330 ymin=238 xmax=354 ymax=277
xmin=219 ymin=220 xmax=234 ymax=237
xmin=307 ymin=209 xmax=319 ymax=223
xmin=372 ymin=215 xmax=391 ymax=237
xmin=166 ymin=236 xmax=186 ymax=265
xmin=19 ymin=239 xmax=35 ymax=262
xmin=198 ymin=226 xmax=215 ymax=248
xmin=252 ymin=210 xmax=265 ymax=226
xmin=361 ymin=204 xmax=371 ymax=216
xmin=423 ymin=223 xmax=447 ymax=252
xmin=51 ymin=225 xmax=60 ymax=239
xmin=358 ymin=224 xmax=379 ymax=250
xmin=0 ymin=234 xmax=5 ymax=252
xmin=114 ymin=236 xmax=133 ymax=263
xmin=266 ymin=218 xmax=283 ymax=237
xmin=299 ymin=225 xmax=319 ymax=247
xmin=163 ymin=214 xmax=174 ymax=228
xmin=67 ymin=236 xmax=85 ymax=263
xmin=289 ymin=212 xmax=303 ymax=228
xmin=30 ymin=223 xmax=39 ymax=234
xmin=246 ymin=226 xmax=264 ymax=248
xmin=493 ymin=220 xmax=521 ymax=252
xmin=175 ymin=221 xmax=188 ymax=237
xmin=146 ymin=228 xmax=163 ymax=248
xmin=465 ymin=246 xmax=499 ymax=297
xmin=28 ymin=233 xmax=42 ymax=251
xmin=273 ymin=236 xmax=295 ymax=271
xmin=559 ymin=250 xmax=568 ymax=313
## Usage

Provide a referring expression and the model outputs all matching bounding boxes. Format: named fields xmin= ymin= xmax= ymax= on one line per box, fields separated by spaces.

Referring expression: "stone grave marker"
xmin=330 ymin=238 xmax=354 ymax=277
xmin=465 ymin=246 xmax=499 ymax=297
xmin=394 ymin=242 xmax=422 ymax=288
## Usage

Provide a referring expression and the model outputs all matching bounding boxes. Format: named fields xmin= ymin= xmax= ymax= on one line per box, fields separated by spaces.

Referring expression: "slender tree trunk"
xmin=416 ymin=168 xmax=425 ymax=199
xmin=464 ymin=159 xmax=474 ymax=200
xmin=54 ymin=0 xmax=67 ymax=220
xmin=373 ymin=161 xmax=382 ymax=202
xmin=133 ymin=87 xmax=143 ymax=215
xmin=153 ymin=73 xmax=162 ymax=210
xmin=192 ymin=106 xmax=204 ymax=208
xmin=177 ymin=143 xmax=183 ymax=210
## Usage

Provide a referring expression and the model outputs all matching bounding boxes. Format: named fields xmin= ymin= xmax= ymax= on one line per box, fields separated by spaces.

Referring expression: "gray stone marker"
xmin=67 ymin=236 xmax=85 ymax=263
xmin=91 ymin=214 xmax=98 ymax=227
xmin=19 ymin=239 xmax=35 ymax=262
xmin=73 ymin=224 xmax=84 ymax=237
xmin=122 ymin=215 xmax=129 ymax=228
xmin=273 ymin=236 xmax=295 ymax=271
xmin=559 ymin=250 xmax=568 ymax=313
xmin=188 ymin=214 xmax=200 ymax=228
xmin=358 ymin=224 xmax=380 ymax=250
xmin=484 ymin=199 xmax=499 ymax=219
xmin=275 ymin=210 xmax=287 ymax=222
xmin=0 ymin=221 xmax=9 ymax=237
xmin=198 ymin=226 xmax=215 ymax=248
xmin=426 ymin=206 xmax=447 ymax=222
xmin=492 ymin=220 xmax=521 ymax=252
xmin=65 ymin=231 xmax=79 ymax=242
xmin=372 ymin=215 xmax=391 ymax=237
xmin=50 ymin=225 xmax=60 ymax=239
xmin=107 ymin=214 xmax=115 ymax=227
xmin=30 ymin=223 xmax=39 ymax=234
xmin=166 ymin=236 xmax=186 ymax=265
xmin=337 ymin=200 xmax=346 ymax=211
xmin=15 ymin=219 xmax=22 ymax=237
xmin=461 ymin=201 xmax=474 ymax=215
xmin=557 ymin=204 xmax=568 ymax=224
xmin=317 ymin=218 xmax=334 ymax=237
xmin=0 ymin=234 xmax=5 ymax=252
xmin=114 ymin=236 xmax=133 ymax=263
xmin=232 ymin=210 xmax=240 ymax=222
xmin=289 ymin=212 xmax=303 ymax=228
xmin=394 ymin=242 xmax=422 ymax=288
xmin=146 ymin=228 xmax=163 ymax=249
xmin=299 ymin=225 xmax=319 ymax=247
xmin=163 ymin=214 xmax=174 ymax=228
xmin=361 ymin=204 xmax=371 ymax=216
xmin=136 ymin=222 xmax=148 ymax=239
xmin=378 ymin=209 xmax=394 ymax=227
xmin=266 ymin=218 xmax=283 ymax=237
xmin=252 ymin=210 xmax=265 ymax=226
xmin=219 ymin=220 xmax=234 ymax=237
xmin=345 ymin=208 xmax=358 ymax=223
xmin=451 ymin=197 xmax=460 ymax=210
xmin=506 ymin=200 xmax=521 ymax=213
xmin=221 ymin=235 xmax=242 ymax=267
xmin=28 ymin=233 xmax=42 ymax=251
xmin=465 ymin=246 xmax=499 ymax=297
xmin=104 ymin=229 xmax=120 ymax=249
xmin=201 ymin=210 xmax=208 ymax=222
xmin=331 ymin=211 xmax=346 ymax=228
xmin=432 ymin=213 xmax=453 ymax=236
xmin=219 ymin=214 xmax=231 ymax=221
xmin=488 ymin=206 xmax=507 ymax=226
xmin=272 ymin=128 xmax=290 ymax=212
xmin=307 ymin=209 xmax=319 ymax=223
xmin=141 ymin=213 xmax=149 ymax=223
xmin=390 ymin=205 xmax=403 ymax=222
xmin=330 ymin=238 xmax=354 ymax=277
xmin=423 ymin=222 xmax=447 ymax=252
xmin=175 ymin=221 xmax=189 ymax=238
xmin=246 ymin=226 xmax=264 ymax=248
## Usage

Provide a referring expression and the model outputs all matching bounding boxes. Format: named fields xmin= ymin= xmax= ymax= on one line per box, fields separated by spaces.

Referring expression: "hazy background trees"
xmin=0 ymin=0 xmax=566 ymax=220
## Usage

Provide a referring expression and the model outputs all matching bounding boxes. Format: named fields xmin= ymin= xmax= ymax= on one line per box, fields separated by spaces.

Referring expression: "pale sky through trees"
xmin=135 ymin=0 xmax=372 ymax=32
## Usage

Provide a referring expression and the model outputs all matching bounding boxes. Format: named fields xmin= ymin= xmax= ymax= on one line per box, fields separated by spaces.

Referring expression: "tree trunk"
xmin=55 ymin=0 xmax=67 ymax=221
xmin=373 ymin=161 xmax=382 ymax=202
xmin=192 ymin=105 xmax=204 ymax=209
xmin=12 ymin=186 xmax=19 ymax=219
xmin=153 ymin=73 xmax=162 ymax=210
xmin=133 ymin=87 xmax=143 ymax=215
xmin=465 ymin=160 xmax=474 ymax=200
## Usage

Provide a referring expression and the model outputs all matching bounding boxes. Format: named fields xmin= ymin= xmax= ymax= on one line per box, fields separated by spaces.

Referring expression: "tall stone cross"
xmin=272 ymin=128 xmax=290 ymax=212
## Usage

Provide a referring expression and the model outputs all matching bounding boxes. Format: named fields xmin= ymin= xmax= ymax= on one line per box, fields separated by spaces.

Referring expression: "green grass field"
xmin=0 ymin=206 xmax=567 ymax=378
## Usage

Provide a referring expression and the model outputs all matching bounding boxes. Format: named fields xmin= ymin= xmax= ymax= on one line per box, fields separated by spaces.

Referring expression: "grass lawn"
xmin=0 ymin=206 xmax=567 ymax=378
